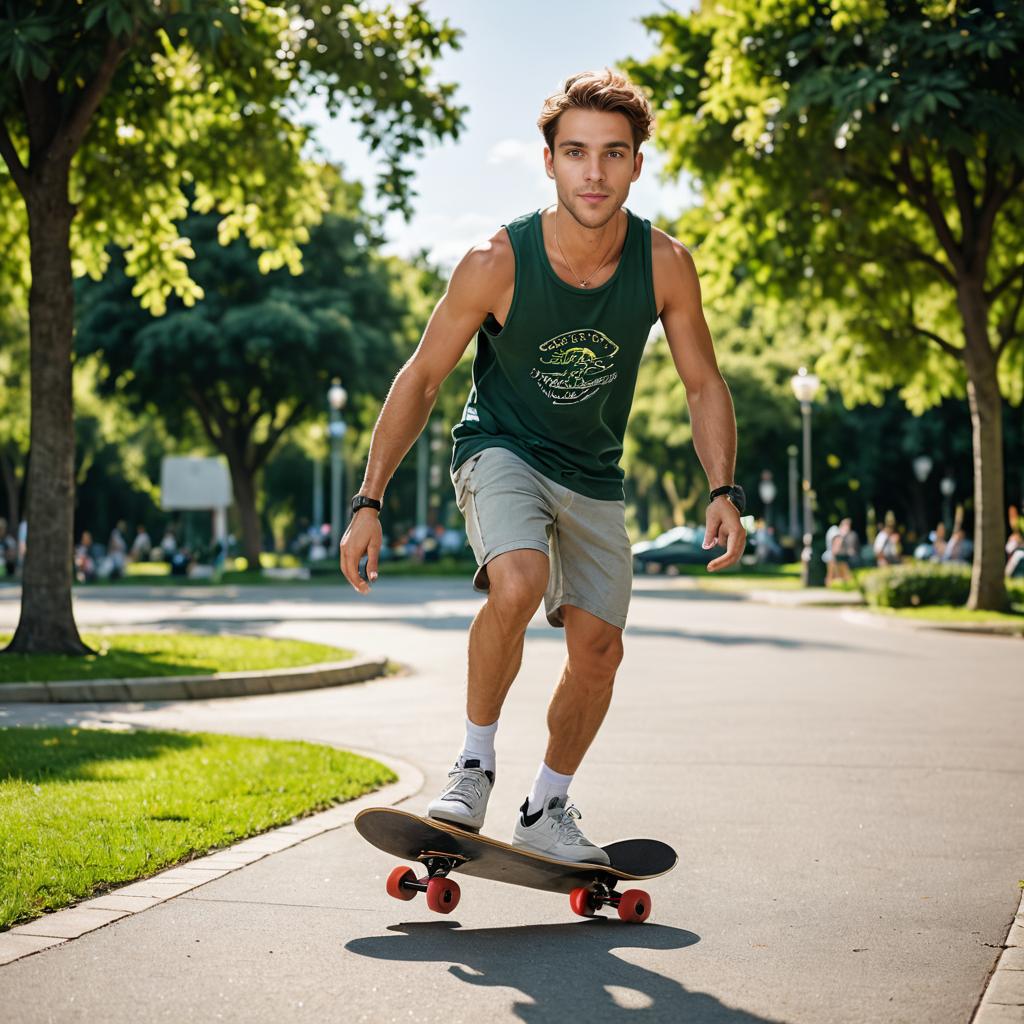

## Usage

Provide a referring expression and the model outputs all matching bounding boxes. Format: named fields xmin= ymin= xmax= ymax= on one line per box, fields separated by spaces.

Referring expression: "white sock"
xmin=457 ymin=715 xmax=498 ymax=773
xmin=526 ymin=761 xmax=574 ymax=815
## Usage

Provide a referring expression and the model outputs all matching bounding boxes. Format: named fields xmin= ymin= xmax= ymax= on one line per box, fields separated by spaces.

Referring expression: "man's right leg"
xmin=426 ymin=548 xmax=548 ymax=830
xmin=466 ymin=548 xmax=549 ymax=724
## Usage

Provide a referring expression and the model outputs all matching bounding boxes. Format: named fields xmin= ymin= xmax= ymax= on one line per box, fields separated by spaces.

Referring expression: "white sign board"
xmin=160 ymin=457 xmax=233 ymax=510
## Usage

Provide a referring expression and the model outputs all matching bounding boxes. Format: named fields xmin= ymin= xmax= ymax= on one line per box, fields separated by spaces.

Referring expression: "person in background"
xmin=881 ymin=526 xmax=903 ymax=565
xmin=1005 ymin=528 xmax=1024 ymax=578
xmin=829 ymin=517 xmax=858 ymax=585
xmin=129 ymin=524 xmax=152 ymax=563
xmin=17 ymin=518 xmax=27 ymax=573
xmin=753 ymin=518 xmax=782 ymax=565
xmin=159 ymin=526 xmax=178 ymax=562
xmin=108 ymin=519 xmax=128 ymax=579
xmin=0 ymin=518 xmax=16 ymax=578
xmin=927 ymin=521 xmax=948 ymax=561
xmin=873 ymin=521 xmax=892 ymax=566
xmin=942 ymin=527 xmax=967 ymax=564
xmin=823 ymin=520 xmax=841 ymax=584
xmin=74 ymin=530 xmax=97 ymax=583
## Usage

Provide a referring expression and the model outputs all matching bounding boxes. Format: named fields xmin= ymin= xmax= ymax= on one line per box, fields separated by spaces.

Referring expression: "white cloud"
xmin=486 ymin=138 xmax=542 ymax=167
xmin=487 ymin=137 xmax=552 ymax=197
xmin=381 ymin=211 xmax=499 ymax=271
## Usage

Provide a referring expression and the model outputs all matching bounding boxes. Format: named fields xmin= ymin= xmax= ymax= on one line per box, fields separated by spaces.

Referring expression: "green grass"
xmin=867 ymin=604 xmax=1024 ymax=631
xmin=653 ymin=560 xmax=859 ymax=593
xmin=694 ymin=574 xmax=805 ymax=591
xmin=695 ymin=574 xmax=861 ymax=593
xmin=643 ymin=560 xmax=802 ymax=578
xmin=0 ymin=726 xmax=396 ymax=928
xmin=0 ymin=633 xmax=355 ymax=685
xmin=373 ymin=557 xmax=477 ymax=578
xmin=56 ymin=556 xmax=479 ymax=586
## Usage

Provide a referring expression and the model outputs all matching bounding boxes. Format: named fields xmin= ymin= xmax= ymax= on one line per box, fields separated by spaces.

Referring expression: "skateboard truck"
xmin=569 ymin=880 xmax=652 ymax=923
xmin=386 ymin=851 xmax=466 ymax=914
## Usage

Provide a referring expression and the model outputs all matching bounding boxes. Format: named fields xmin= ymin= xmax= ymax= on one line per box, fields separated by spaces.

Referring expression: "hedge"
xmin=860 ymin=563 xmax=1024 ymax=608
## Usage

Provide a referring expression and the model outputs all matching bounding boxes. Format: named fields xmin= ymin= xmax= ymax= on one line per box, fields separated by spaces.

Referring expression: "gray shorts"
xmin=451 ymin=446 xmax=633 ymax=630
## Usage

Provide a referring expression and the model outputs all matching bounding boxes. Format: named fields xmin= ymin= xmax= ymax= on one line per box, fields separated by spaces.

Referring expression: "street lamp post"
xmin=787 ymin=444 xmax=799 ymax=540
xmin=791 ymin=367 xmax=824 ymax=586
xmin=758 ymin=470 xmax=777 ymax=531
xmin=940 ymin=474 xmax=956 ymax=533
xmin=913 ymin=454 xmax=933 ymax=538
xmin=327 ymin=378 xmax=348 ymax=552
xmin=416 ymin=433 xmax=428 ymax=527
xmin=312 ymin=424 xmax=324 ymax=530
xmin=429 ymin=420 xmax=445 ymax=525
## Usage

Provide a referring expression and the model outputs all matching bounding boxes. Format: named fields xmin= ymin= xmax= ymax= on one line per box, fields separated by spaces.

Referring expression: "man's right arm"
xmin=338 ymin=234 xmax=509 ymax=593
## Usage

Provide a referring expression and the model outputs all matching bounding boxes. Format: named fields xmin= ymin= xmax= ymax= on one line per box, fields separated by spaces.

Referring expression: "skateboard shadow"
xmin=345 ymin=920 xmax=789 ymax=1023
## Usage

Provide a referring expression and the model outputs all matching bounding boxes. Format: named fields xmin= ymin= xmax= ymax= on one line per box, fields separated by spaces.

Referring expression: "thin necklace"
xmin=552 ymin=210 xmax=622 ymax=288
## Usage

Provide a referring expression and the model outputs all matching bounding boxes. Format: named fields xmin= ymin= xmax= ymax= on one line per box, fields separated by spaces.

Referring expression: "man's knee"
xmin=564 ymin=609 xmax=624 ymax=682
xmin=485 ymin=548 xmax=549 ymax=629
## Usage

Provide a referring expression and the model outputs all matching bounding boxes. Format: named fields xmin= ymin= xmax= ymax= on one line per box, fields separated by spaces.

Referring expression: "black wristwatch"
xmin=350 ymin=495 xmax=382 ymax=515
xmin=709 ymin=484 xmax=746 ymax=514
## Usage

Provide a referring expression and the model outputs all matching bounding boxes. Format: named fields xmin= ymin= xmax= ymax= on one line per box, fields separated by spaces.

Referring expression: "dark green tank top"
xmin=450 ymin=206 xmax=659 ymax=500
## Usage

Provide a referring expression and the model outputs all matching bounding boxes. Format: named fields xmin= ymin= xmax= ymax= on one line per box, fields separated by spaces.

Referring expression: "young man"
xmin=339 ymin=69 xmax=746 ymax=863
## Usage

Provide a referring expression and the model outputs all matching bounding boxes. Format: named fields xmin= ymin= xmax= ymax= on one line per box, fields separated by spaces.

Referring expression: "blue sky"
xmin=299 ymin=0 xmax=698 ymax=270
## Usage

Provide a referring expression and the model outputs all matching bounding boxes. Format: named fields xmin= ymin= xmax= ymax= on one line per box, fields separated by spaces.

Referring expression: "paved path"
xmin=1 ymin=578 xmax=1021 ymax=1023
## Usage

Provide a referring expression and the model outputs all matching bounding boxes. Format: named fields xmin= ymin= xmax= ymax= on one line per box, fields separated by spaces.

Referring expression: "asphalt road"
xmin=0 ymin=577 xmax=1021 ymax=1023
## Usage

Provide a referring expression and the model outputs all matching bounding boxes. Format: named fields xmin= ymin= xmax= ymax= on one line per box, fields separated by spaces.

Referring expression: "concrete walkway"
xmin=1 ymin=578 xmax=1022 ymax=1023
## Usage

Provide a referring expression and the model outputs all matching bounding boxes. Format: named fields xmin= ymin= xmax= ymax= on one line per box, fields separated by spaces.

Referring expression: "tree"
xmin=0 ymin=0 xmax=466 ymax=653
xmin=75 ymin=166 xmax=413 ymax=569
xmin=626 ymin=0 xmax=1023 ymax=609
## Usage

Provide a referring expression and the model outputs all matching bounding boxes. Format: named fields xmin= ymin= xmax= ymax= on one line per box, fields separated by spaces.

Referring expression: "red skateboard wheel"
xmin=425 ymin=876 xmax=460 ymax=914
xmin=386 ymin=865 xmax=417 ymax=901
xmin=616 ymin=888 xmax=651 ymax=923
xmin=569 ymin=887 xmax=597 ymax=917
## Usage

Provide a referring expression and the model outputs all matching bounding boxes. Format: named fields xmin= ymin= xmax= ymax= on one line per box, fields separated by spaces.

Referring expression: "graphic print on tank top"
xmin=529 ymin=328 xmax=619 ymax=406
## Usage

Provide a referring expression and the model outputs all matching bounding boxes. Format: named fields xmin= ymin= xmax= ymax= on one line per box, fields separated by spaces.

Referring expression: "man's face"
xmin=543 ymin=107 xmax=643 ymax=228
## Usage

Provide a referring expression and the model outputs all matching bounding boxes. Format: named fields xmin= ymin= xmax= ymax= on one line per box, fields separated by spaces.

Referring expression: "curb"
xmin=0 ymin=746 xmax=424 ymax=967
xmin=971 ymin=887 xmax=1024 ymax=1023
xmin=841 ymin=609 xmax=1024 ymax=639
xmin=0 ymin=656 xmax=389 ymax=703
xmin=744 ymin=589 xmax=864 ymax=607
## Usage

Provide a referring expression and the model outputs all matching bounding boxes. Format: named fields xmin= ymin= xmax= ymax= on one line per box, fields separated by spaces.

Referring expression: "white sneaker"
xmin=511 ymin=795 xmax=611 ymax=865
xmin=425 ymin=759 xmax=494 ymax=832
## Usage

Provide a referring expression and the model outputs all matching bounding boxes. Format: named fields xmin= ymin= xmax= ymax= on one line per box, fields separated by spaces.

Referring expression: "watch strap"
xmin=351 ymin=495 xmax=382 ymax=514
xmin=709 ymin=484 xmax=746 ymax=513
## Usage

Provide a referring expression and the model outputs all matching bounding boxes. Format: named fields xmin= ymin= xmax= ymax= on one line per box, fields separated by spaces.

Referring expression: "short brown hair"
xmin=537 ymin=68 xmax=655 ymax=155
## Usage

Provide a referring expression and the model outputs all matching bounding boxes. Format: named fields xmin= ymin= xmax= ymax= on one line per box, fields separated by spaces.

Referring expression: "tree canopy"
xmin=75 ymin=164 xmax=414 ymax=566
xmin=624 ymin=0 xmax=1023 ymax=608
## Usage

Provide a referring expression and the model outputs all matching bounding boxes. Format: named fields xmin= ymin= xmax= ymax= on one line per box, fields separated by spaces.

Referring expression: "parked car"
xmin=632 ymin=525 xmax=718 ymax=573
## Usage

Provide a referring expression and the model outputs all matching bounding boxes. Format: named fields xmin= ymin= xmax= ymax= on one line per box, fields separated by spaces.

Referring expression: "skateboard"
xmin=355 ymin=806 xmax=677 ymax=923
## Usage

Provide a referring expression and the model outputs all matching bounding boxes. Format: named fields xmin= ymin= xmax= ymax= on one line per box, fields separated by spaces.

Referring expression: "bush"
xmin=862 ymin=563 xmax=972 ymax=608
xmin=861 ymin=562 xmax=1024 ymax=608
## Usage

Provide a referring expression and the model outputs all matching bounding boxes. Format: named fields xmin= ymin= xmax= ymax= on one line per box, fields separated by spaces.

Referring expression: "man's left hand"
xmin=702 ymin=497 xmax=749 ymax=572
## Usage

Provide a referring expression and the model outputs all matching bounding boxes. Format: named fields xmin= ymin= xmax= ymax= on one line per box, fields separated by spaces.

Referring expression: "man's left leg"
xmin=544 ymin=605 xmax=623 ymax=775
xmin=512 ymin=605 xmax=623 ymax=864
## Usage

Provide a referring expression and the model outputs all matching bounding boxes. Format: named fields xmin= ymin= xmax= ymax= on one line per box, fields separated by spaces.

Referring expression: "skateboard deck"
xmin=355 ymin=806 xmax=677 ymax=922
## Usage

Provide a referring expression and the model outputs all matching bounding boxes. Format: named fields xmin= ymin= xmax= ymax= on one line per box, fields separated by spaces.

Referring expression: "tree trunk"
xmin=227 ymin=457 xmax=262 ymax=572
xmin=661 ymin=470 xmax=686 ymax=526
xmin=3 ymin=166 xmax=92 ymax=654
xmin=959 ymin=281 xmax=1009 ymax=612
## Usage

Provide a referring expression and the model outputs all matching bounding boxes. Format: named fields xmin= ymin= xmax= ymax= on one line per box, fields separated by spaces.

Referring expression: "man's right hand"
xmin=339 ymin=510 xmax=382 ymax=594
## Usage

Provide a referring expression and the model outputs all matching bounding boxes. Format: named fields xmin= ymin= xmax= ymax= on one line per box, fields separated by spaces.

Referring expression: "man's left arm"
xmin=658 ymin=238 xmax=746 ymax=572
